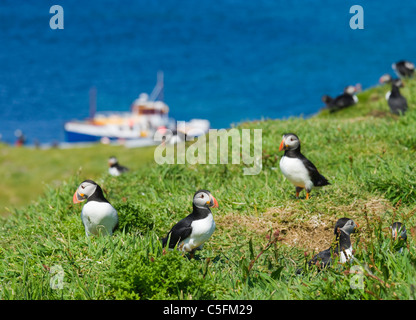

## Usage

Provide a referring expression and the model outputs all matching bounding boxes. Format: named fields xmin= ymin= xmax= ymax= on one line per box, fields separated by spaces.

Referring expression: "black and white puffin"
xmin=162 ymin=190 xmax=218 ymax=258
xmin=392 ymin=60 xmax=415 ymax=78
xmin=307 ymin=218 xmax=358 ymax=270
xmin=73 ymin=180 xmax=119 ymax=236
xmin=279 ymin=133 xmax=330 ymax=199
xmin=322 ymin=85 xmax=359 ymax=113
xmin=390 ymin=222 xmax=407 ymax=252
xmin=380 ymin=75 xmax=408 ymax=116
xmin=108 ymin=156 xmax=129 ymax=176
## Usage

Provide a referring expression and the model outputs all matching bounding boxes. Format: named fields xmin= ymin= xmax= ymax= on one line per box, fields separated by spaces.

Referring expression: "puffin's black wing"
xmin=330 ymin=94 xmax=355 ymax=112
xmin=162 ymin=216 xmax=193 ymax=249
xmin=308 ymin=248 xmax=333 ymax=269
xmin=298 ymin=153 xmax=330 ymax=187
xmin=116 ymin=164 xmax=129 ymax=173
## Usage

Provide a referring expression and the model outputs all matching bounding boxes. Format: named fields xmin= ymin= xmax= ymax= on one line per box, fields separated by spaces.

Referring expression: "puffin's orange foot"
xmin=306 ymin=193 xmax=310 ymax=200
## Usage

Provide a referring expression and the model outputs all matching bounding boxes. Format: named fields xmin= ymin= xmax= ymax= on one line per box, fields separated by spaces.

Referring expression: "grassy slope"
xmin=0 ymin=144 xmax=156 ymax=214
xmin=1 ymin=79 xmax=416 ymax=299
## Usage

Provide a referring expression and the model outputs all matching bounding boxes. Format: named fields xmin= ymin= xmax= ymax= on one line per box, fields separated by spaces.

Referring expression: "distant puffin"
xmin=108 ymin=156 xmax=129 ymax=176
xmin=162 ymin=190 xmax=218 ymax=258
xmin=390 ymin=222 xmax=407 ymax=252
xmin=392 ymin=60 xmax=415 ymax=78
xmin=73 ymin=180 xmax=118 ymax=236
xmin=322 ymin=85 xmax=359 ymax=113
xmin=279 ymin=133 xmax=330 ymax=199
xmin=380 ymin=75 xmax=408 ymax=116
xmin=307 ymin=219 xmax=358 ymax=270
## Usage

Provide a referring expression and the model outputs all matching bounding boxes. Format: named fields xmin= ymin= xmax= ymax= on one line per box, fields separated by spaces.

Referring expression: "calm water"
xmin=1 ymin=0 xmax=415 ymax=144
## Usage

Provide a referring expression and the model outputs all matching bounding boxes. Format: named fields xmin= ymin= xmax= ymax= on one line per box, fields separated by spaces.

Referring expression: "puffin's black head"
xmin=344 ymin=85 xmax=358 ymax=96
xmin=379 ymin=74 xmax=393 ymax=84
xmin=73 ymin=180 xmax=100 ymax=203
xmin=193 ymin=189 xmax=219 ymax=209
xmin=333 ymin=217 xmax=352 ymax=237
xmin=108 ymin=156 xmax=118 ymax=167
xmin=279 ymin=133 xmax=300 ymax=152
xmin=338 ymin=219 xmax=358 ymax=236
xmin=392 ymin=78 xmax=405 ymax=88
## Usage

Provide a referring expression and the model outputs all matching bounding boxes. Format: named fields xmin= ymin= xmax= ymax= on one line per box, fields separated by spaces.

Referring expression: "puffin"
xmin=162 ymin=190 xmax=218 ymax=258
xmin=73 ymin=180 xmax=119 ymax=236
xmin=379 ymin=75 xmax=408 ymax=116
xmin=322 ymin=85 xmax=359 ymax=113
xmin=390 ymin=222 xmax=407 ymax=253
xmin=108 ymin=156 xmax=129 ymax=176
xmin=279 ymin=133 xmax=330 ymax=199
xmin=307 ymin=219 xmax=358 ymax=271
xmin=392 ymin=60 xmax=415 ymax=78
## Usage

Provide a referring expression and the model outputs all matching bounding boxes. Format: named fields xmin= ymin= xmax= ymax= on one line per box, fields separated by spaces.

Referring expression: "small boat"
xmin=64 ymin=72 xmax=209 ymax=144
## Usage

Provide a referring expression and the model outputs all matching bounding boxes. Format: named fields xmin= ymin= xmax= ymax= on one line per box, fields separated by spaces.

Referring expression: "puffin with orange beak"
xmin=73 ymin=180 xmax=118 ymax=236
xmin=162 ymin=190 xmax=218 ymax=258
xmin=279 ymin=133 xmax=329 ymax=199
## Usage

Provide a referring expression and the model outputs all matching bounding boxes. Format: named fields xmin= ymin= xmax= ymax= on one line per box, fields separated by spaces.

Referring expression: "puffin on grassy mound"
xmin=162 ymin=190 xmax=218 ymax=258
xmin=298 ymin=219 xmax=358 ymax=274
xmin=108 ymin=156 xmax=129 ymax=176
xmin=279 ymin=133 xmax=330 ymax=199
xmin=73 ymin=180 xmax=118 ymax=236
xmin=379 ymin=75 xmax=408 ymax=115
xmin=322 ymin=85 xmax=359 ymax=113
xmin=392 ymin=60 xmax=415 ymax=78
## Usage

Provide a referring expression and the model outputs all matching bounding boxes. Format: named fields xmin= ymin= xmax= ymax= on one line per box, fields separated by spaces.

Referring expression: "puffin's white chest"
xmin=109 ymin=167 xmax=120 ymax=176
xmin=279 ymin=156 xmax=310 ymax=188
xmin=181 ymin=214 xmax=216 ymax=252
xmin=340 ymin=246 xmax=353 ymax=263
xmin=81 ymin=201 xmax=118 ymax=236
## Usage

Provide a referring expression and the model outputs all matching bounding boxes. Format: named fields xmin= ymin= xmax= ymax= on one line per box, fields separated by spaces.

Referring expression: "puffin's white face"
xmin=193 ymin=190 xmax=219 ymax=209
xmin=279 ymin=134 xmax=300 ymax=152
xmin=108 ymin=157 xmax=118 ymax=166
xmin=392 ymin=78 xmax=404 ymax=88
xmin=379 ymin=74 xmax=392 ymax=84
xmin=73 ymin=180 xmax=98 ymax=203
xmin=340 ymin=220 xmax=358 ymax=235
xmin=344 ymin=85 xmax=357 ymax=95
xmin=404 ymin=61 xmax=415 ymax=70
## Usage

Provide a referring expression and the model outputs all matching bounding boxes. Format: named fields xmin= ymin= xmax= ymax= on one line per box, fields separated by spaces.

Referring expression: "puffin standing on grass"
xmin=387 ymin=79 xmax=408 ymax=116
xmin=108 ymin=156 xmax=129 ymax=176
xmin=300 ymin=219 xmax=358 ymax=273
xmin=73 ymin=180 xmax=118 ymax=236
xmin=279 ymin=133 xmax=330 ymax=199
xmin=162 ymin=190 xmax=218 ymax=258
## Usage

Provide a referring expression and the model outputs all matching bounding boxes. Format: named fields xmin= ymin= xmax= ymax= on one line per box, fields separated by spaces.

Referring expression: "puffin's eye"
xmin=200 ymin=194 xmax=204 ymax=198
xmin=81 ymin=185 xmax=85 ymax=189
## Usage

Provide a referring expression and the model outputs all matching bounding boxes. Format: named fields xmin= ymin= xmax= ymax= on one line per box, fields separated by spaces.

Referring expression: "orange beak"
xmin=73 ymin=191 xmax=85 ymax=204
xmin=279 ymin=139 xmax=285 ymax=152
xmin=211 ymin=196 xmax=219 ymax=208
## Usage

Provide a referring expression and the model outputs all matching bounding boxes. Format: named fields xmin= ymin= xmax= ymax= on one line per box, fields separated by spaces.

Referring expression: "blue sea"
xmin=1 ymin=0 xmax=416 ymax=145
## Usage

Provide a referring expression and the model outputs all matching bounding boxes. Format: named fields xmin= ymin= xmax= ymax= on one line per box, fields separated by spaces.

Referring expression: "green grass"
xmin=0 ymin=143 xmax=156 ymax=214
xmin=1 ymin=78 xmax=416 ymax=300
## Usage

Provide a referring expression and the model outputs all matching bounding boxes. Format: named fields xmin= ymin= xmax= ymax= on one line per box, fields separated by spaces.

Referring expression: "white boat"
xmin=64 ymin=72 xmax=209 ymax=144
